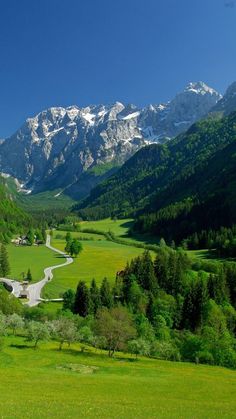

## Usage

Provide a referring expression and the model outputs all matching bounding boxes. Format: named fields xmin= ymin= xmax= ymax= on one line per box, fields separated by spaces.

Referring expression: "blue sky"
xmin=0 ymin=0 xmax=235 ymax=137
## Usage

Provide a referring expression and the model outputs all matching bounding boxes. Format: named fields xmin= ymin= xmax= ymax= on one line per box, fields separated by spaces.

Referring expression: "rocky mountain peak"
xmin=0 ymin=81 xmax=222 ymax=199
xmin=184 ymin=81 xmax=221 ymax=96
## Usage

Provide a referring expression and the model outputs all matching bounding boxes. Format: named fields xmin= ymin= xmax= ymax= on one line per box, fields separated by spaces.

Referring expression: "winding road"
xmin=0 ymin=235 xmax=73 ymax=307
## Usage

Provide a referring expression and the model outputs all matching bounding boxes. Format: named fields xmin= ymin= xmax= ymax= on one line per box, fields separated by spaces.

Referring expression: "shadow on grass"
xmin=193 ymin=249 xmax=236 ymax=262
xmin=50 ymin=346 xmax=138 ymax=363
xmin=54 ymin=254 xmax=67 ymax=259
xmin=10 ymin=343 xmax=30 ymax=350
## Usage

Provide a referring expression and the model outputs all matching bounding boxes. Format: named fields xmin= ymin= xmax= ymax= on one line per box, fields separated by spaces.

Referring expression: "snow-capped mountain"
xmin=0 ymin=82 xmax=221 ymax=199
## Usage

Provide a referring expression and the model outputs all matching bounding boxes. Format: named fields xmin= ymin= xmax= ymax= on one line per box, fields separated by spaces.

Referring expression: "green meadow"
xmin=0 ymin=336 xmax=236 ymax=419
xmin=44 ymin=234 xmax=145 ymax=298
xmin=80 ymin=218 xmax=134 ymax=237
xmin=7 ymin=244 xmax=59 ymax=282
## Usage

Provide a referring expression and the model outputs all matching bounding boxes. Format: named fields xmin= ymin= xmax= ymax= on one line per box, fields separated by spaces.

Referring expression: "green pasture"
xmin=44 ymin=235 xmax=145 ymax=298
xmin=7 ymin=244 xmax=60 ymax=282
xmin=0 ymin=335 xmax=236 ymax=419
xmin=80 ymin=218 xmax=134 ymax=237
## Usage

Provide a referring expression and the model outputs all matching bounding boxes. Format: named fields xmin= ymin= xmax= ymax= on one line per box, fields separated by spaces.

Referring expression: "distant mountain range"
xmin=0 ymin=81 xmax=221 ymax=200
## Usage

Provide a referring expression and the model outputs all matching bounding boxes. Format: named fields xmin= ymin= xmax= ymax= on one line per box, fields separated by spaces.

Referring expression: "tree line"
xmin=1 ymin=244 xmax=236 ymax=367
xmin=59 ymin=247 xmax=236 ymax=368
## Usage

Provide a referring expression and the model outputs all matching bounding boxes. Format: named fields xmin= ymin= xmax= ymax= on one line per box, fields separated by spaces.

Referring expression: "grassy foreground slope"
xmin=0 ymin=336 xmax=236 ymax=419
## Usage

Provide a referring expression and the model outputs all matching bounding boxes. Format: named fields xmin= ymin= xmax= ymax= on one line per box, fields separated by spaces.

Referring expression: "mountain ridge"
xmin=0 ymin=81 xmax=221 ymax=200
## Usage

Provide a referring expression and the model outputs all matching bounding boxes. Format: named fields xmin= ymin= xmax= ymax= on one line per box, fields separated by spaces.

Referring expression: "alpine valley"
xmin=77 ymin=81 xmax=236 ymax=243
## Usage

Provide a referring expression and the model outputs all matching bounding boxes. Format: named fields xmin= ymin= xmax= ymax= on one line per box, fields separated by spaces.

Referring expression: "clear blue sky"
xmin=0 ymin=0 xmax=235 ymax=137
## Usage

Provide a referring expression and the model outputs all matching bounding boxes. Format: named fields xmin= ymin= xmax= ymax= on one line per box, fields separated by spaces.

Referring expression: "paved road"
xmin=1 ymin=235 xmax=73 ymax=307
xmin=0 ymin=277 xmax=23 ymax=297
xmin=27 ymin=235 xmax=73 ymax=306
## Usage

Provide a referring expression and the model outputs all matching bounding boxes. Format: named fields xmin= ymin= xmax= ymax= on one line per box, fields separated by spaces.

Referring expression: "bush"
xmin=151 ymin=340 xmax=181 ymax=361
xmin=196 ymin=350 xmax=214 ymax=365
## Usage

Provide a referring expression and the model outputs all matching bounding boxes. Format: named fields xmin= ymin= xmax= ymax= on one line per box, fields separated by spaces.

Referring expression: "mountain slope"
xmin=210 ymin=81 xmax=236 ymax=116
xmin=76 ymin=111 xmax=236 ymax=241
xmin=0 ymin=82 xmax=220 ymax=200
xmin=0 ymin=176 xmax=30 ymax=242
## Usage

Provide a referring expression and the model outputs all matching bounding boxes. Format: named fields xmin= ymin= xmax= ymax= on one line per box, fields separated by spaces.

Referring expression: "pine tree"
xmin=154 ymin=249 xmax=169 ymax=291
xmin=140 ymin=251 xmax=157 ymax=295
xmin=74 ymin=281 xmax=90 ymax=316
xmin=207 ymin=268 xmax=229 ymax=305
xmin=90 ymin=279 xmax=101 ymax=314
xmin=100 ymin=278 xmax=113 ymax=308
xmin=122 ymin=273 xmax=136 ymax=304
xmin=27 ymin=228 xmax=34 ymax=246
xmin=62 ymin=289 xmax=75 ymax=311
xmin=0 ymin=244 xmax=10 ymax=276
xmin=26 ymin=268 xmax=32 ymax=282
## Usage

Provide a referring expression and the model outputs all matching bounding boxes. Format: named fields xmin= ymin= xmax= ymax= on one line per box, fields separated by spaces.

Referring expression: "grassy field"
xmin=80 ymin=218 xmax=134 ymax=237
xmin=44 ymin=234 xmax=146 ymax=298
xmin=7 ymin=244 xmax=60 ymax=282
xmin=0 ymin=335 xmax=236 ymax=419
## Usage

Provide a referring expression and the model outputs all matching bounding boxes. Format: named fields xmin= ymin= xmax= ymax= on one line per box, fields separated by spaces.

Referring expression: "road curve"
xmin=0 ymin=278 xmax=22 ymax=297
xmin=27 ymin=235 xmax=73 ymax=306
xmin=0 ymin=235 xmax=73 ymax=307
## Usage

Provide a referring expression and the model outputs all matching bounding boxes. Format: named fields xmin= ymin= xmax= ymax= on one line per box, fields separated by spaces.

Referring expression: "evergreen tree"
xmin=100 ymin=278 xmax=113 ymax=308
xmin=0 ymin=245 xmax=10 ymax=277
xmin=26 ymin=268 xmax=32 ymax=282
xmin=90 ymin=279 xmax=101 ymax=314
xmin=225 ymin=264 xmax=236 ymax=308
xmin=140 ymin=251 xmax=157 ymax=295
xmin=62 ymin=289 xmax=75 ymax=311
xmin=154 ymin=249 xmax=169 ymax=290
xmin=27 ymin=229 xmax=34 ymax=246
xmin=208 ymin=268 xmax=229 ymax=305
xmin=74 ymin=281 xmax=90 ymax=317
xmin=182 ymin=274 xmax=208 ymax=330
xmin=122 ymin=273 xmax=136 ymax=304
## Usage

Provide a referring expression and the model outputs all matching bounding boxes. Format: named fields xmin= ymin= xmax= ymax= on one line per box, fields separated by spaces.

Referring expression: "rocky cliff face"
xmin=210 ymin=82 xmax=236 ymax=116
xmin=0 ymin=82 xmax=221 ymax=199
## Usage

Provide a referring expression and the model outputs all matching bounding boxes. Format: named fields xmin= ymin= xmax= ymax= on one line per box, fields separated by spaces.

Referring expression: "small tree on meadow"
xmin=65 ymin=239 xmax=83 ymax=257
xmin=26 ymin=269 xmax=32 ymax=282
xmin=52 ymin=318 xmax=77 ymax=350
xmin=95 ymin=306 xmax=136 ymax=357
xmin=77 ymin=325 xmax=94 ymax=352
xmin=70 ymin=239 xmax=83 ymax=257
xmin=6 ymin=313 xmax=24 ymax=335
xmin=128 ymin=338 xmax=151 ymax=359
xmin=26 ymin=321 xmax=50 ymax=349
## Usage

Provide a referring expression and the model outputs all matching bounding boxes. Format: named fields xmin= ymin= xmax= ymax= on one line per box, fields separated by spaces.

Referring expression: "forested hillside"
xmin=77 ymin=112 xmax=236 ymax=243
xmin=0 ymin=177 xmax=30 ymax=243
